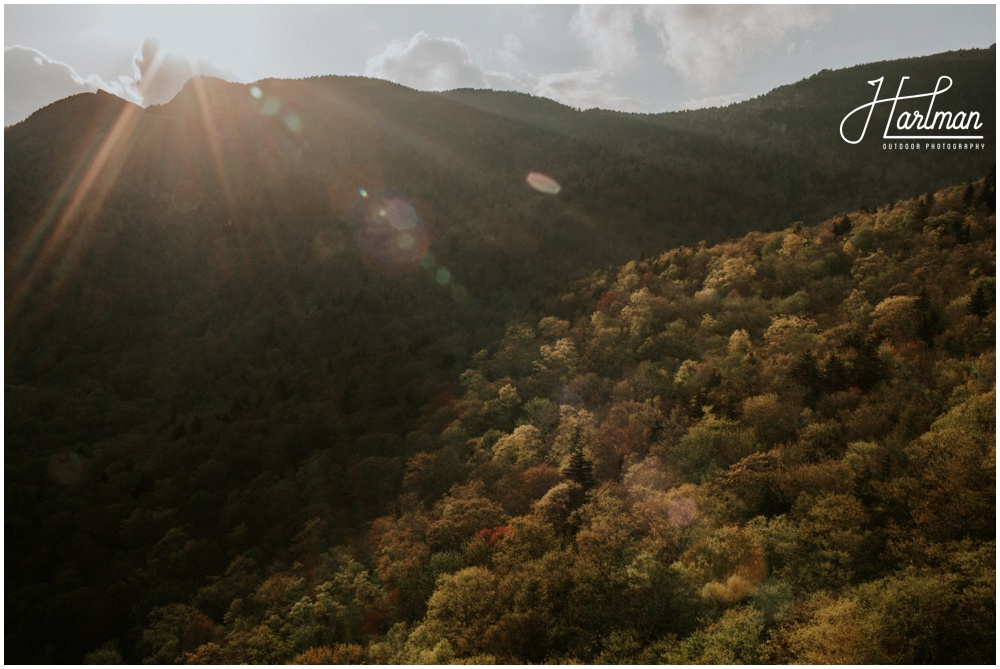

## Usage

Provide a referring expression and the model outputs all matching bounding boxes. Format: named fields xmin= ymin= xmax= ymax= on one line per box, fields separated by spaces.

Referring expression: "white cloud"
xmin=570 ymin=4 xmax=640 ymax=71
xmin=525 ymin=5 xmax=645 ymax=112
xmin=534 ymin=68 xmax=643 ymax=112
xmin=129 ymin=38 xmax=238 ymax=106
xmin=365 ymin=32 xmax=489 ymax=91
xmin=643 ymin=5 xmax=829 ymax=86
xmin=357 ymin=6 xmax=829 ymax=112
xmin=483 ymin=70 xmax=532 ymax=94
xmin=4 ymin=40 xmax=238 ymax=124
xmin=4 ymin=46 xmax=132 ymax=125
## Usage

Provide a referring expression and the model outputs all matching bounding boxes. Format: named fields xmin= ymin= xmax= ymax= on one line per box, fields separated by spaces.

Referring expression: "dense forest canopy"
xmin=4 ymin=47 xmax=996 ymax=663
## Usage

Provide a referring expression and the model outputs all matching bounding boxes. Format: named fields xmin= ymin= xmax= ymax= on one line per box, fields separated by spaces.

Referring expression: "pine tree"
xmin=850 ymin=338 xmax=886 ymax=390
xmin=563 ymin=443 xmax=594 ymax=491
xmin=832 ymin=214 xmax=852 ymax=237
xmin=793 ymin=351 xmax=822 ymax=399
xmin=962 ymin=183 xmax=975 ymax=211
xmin=914 ymin=287 xmax=943 ymax=347
xmin=793 ymin=351 xmax=819 ymax=382
xmin=969 ymin=279 xmax=994 ymax=319
xmin=822 ymin=352 xmax=849 ymax=391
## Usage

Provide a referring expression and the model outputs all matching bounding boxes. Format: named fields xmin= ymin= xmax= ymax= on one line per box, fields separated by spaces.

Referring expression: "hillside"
xmin=13 ymin=180 xmax=993 ymax=664
xmin=3 ymin=48 xmax=996 ymax=662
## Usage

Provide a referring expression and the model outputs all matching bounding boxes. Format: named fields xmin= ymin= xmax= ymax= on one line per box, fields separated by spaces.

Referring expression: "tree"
xmin=492 ymin=424 xmax=543 ymax=468
xmin=870 ymin=295 xmax=919 ymax=344
xmin=670 ymin=411 xmax=759 ymax=483
xmin=968 ymin=277 xmax=994 ymax=318
xmin=792 ymin=351 xmax=822 ymax=398
xmin=142 ymin=604 xmax=218 ymax=664
xmin=894 ymin=390 xmax=995 ymax=541
xmin=563 ymin=444 xmax=594 ymax=491
xmin=420 ymin=566 xmax=500 ymax=657
xmin=591 ymin=400 xmax=659 ymax=481
xmin=427 ymin=481 xmax=510 ymax=552
xmin=849 ymin=337 xmax=886 ymax=390
xmin=83 ymin=641 xmax=123 ymax=665
xmin=832 ymin=214 xmax=852 ymax=236
xmin=913 ymin=287 xmax=942 ymax=347
xmin=660 ymin=606 xmax=766 ymax=664
xmin=763 ymin=593 xmax=864 ymax=663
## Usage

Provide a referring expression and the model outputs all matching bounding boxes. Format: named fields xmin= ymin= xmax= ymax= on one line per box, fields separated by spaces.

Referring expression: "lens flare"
xmin=261 ymin=97 xmax=281 ymax=116
xmin=283 ymin=113 xmax=302 ymax=133
xmin=527 ymin=171 xmax=561 ymax=195
xmin=385 ymin=198 xmax=418 ymax=230
xmin=249 ymin=85 xmax=263 ymax=100
xmin=347 ymin=190 xmax=430 ymax=275
xmin=667 ymin=496 xmax=698 ymax=527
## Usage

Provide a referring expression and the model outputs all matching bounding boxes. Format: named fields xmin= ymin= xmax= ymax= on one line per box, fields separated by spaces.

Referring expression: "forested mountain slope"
xmin=4 ymin=47 xmax=995 ymax=662
xmin=89 ymin=181 xmax=999 ymax=664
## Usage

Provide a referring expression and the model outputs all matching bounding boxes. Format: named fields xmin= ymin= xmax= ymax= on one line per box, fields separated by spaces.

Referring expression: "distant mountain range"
xmin=6 ymin=46 xmax=994 ymax=415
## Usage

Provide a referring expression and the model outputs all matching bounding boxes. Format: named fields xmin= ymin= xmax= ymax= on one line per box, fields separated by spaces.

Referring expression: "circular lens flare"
xmin=348 ymin=191 xmax=431 ymax=275
xmin=385 ymin=198 xmax=418 ymax=230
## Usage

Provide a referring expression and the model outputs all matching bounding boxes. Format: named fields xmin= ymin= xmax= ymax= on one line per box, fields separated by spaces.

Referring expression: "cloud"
xmin=4 ymin=46 xmax=129 ymax=125
xmin=643 ymin=5 xmax=829 ymax=86
xmin=365 ymin=32 xmax=489 ymax=91
xmin=534 ymin=69 xmax=643 ymax=112
xmin=570 ymin=4 xmax=640 ymax=71
xmin=502 ymin=34 xmax=522 ymax=54
xmin=361 ymin=15 xmax=645 ymax=112
xmin=5 ymin=40 xmax=238 ymax=124
xmin=526 ymin=5 xmax=644 ymax=112
xmin=129 ymin=38 xmax=238 ymax=106
xmin=483 ymin=70 xmax=532 ymax=94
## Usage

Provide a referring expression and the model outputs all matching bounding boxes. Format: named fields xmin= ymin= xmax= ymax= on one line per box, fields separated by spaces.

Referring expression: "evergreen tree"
xmin=850 ymin=338 xmax=886 ymax=390
xmin=969 ymin=279 xmax=994 ymax=319
xmin=792 ymin=351 xmax=822 ymax=400
xmin=792 ymin=351 xmax=819 ymax=384
xmin=832 ymin=215 xmax=852 ymax=237
xmin=977 ymin=175 xmax=995 ymax=212
xmin=962 ymin=183 xmax=976 ymax=211
xmin=822 ymin=352 xmax=849 ymax=392
xmin=563 ymin=443 xmax=595 ymax=491
xmin=914 ymin=287 xmax=943 ymax=347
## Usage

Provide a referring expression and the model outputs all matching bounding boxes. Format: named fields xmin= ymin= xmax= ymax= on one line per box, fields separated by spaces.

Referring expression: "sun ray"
xmin=186 ymin=74 xmax=240 ymax=220
xmin=7 ymin=99 xmax=144 ymax=327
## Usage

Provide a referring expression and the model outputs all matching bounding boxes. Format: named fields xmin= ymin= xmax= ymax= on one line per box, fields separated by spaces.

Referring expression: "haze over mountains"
xmin=4 ymin=47 xmax=996 ymax=663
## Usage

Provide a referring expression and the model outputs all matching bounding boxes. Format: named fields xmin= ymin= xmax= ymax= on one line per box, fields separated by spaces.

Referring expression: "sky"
xmin=4 ymin=3 xmax=997 ymax=125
